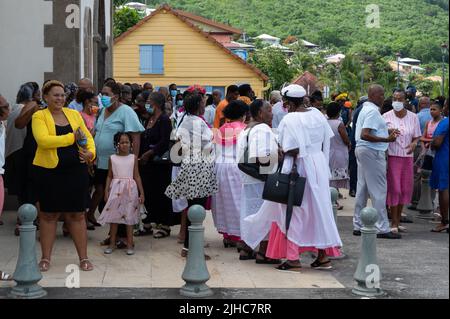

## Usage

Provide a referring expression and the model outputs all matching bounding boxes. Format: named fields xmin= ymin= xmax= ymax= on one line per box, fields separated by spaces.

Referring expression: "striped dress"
xmin=383 ymin=110 xmax=422 ymax=206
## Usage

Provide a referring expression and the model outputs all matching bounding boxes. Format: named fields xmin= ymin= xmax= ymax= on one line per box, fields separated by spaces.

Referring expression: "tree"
xmin=113 ymin=0 xmax=131 ymax=9
xmin=113 ymin=6 xmax=144 ymax=38
xmin=248 ymin=47 xmax=297 ymax=91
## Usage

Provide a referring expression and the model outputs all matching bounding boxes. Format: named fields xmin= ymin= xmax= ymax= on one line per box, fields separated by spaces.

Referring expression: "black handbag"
xmin=262 ymin=157 xmax=306 ymax=207
xmin=238 ymin=125 xmax=267 ymax=181
xmin=151 ymin=140 xmax=179 ymax=165
xmin=421 ymin=154 xmax=434 ymax=171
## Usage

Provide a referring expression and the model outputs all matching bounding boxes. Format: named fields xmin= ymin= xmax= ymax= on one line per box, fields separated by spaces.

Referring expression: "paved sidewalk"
xmin=0 ymin=190 xmax=448 ymax=299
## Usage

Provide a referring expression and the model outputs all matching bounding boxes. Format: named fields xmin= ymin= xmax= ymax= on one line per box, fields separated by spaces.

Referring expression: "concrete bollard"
xmin=328 ymin=187 xmax=346 ymax=260
xmin=180 ymin=205 xmax=213 ymax=298
xmin=353 ymin=207 xmax=385 ymax=297
xmin=416 ymin=169 xmax=434 ymax=217
xmin=9 ymin=204 xmax=47 ymax=299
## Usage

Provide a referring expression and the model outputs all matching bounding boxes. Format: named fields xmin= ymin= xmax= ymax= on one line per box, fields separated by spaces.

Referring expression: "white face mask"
xmin=392 ymin=101 xmax=404 ymax=112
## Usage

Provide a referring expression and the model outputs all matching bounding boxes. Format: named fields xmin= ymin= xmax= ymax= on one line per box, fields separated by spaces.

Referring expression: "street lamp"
xmin=396 ymin=52 xmax=402 ymax=89
xmin=441 ymin=43 xmax=448 ymax=96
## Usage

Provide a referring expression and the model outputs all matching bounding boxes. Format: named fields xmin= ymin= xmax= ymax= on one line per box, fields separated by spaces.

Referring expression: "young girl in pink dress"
xmin=98 ymin=132 xmax=145 ymax=255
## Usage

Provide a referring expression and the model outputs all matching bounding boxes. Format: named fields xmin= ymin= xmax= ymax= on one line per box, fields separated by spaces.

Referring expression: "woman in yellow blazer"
xmin=33 ymin=80 xmax=96 ymax=272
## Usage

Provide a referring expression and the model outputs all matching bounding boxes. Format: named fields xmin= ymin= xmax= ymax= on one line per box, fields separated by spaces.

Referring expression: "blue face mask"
xmin=100 ymin=95 xmax=113 ymax=108
xmin=145 ymin=104 xmax=154 ymax=114
xmin=170 ymin=90 xmax=177 ymax=97
xmin=177 ymin=100 xmax=183 ymax=107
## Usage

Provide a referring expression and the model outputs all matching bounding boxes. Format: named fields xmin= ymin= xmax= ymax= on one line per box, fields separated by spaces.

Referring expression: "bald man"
xmin=78 ymin=78 xmax=94 ymax=93
xmin=353 ymin=84 xmax=402 ymax=239
xmin=68 ymin=78 xmax=95 ymax=111
xmin=417 ymin=96 xmax=432 ymax=134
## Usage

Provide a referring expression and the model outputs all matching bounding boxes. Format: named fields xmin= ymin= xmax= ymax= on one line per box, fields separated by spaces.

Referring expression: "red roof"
xmin=292 ymin=71 xmax=322 ymax=94
xmin=174 ymin=9 xmax=243 ymax=35
xmin=114 ymin=5 xmax=268 ymax=81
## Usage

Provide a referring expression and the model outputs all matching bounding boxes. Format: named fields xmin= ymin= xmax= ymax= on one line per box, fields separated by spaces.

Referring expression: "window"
xmin=139 ymin=45 xmax=164 ymax=74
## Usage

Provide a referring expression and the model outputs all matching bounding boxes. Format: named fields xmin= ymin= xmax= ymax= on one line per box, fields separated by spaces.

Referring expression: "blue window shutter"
xmin=152 ymin=45 xmax=164 ymax=74
xmin=139 ymin=45 xmax=153 ymax=74
xmin=205 ymin=86 xmax=213 ymax=94
xmin=139 ymin=45 xmax=164 ymax=74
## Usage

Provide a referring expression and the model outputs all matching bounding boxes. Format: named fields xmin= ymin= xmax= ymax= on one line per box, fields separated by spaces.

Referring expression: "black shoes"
xmin=353 ymin=230 xmax=361 ymax=236
xmin=377 ymin=232 xmax=402 ymax=239
xmin=349 ymin=190 xmax=356 ymax=197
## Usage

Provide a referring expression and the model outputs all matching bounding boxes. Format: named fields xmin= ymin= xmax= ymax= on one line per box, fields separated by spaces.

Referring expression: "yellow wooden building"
xmin=113 ymin=4 xmax=268 ymax=97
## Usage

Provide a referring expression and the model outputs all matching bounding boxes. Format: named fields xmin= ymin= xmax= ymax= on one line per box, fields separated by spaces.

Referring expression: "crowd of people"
xmin=0 ymin=76 xmax=448 ymax=279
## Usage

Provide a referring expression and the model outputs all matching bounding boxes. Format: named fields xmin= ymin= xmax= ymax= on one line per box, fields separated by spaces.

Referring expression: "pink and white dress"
xmin=98 ymin=154 xmax=140 ymax=226
xmin=241 ymin=108 xmax=343 ymax=260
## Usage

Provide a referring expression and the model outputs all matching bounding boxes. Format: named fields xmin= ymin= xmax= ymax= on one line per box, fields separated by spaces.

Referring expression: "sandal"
xmin=431 ymin=224 xmax=449 ymax=233
xmin=239 ymin=250 xmax=256 ymax=261
xmin=79 ymin=259 xmax=94 ymax=272
xmin=0 ymin=271 xmax=13 ymax=281
xmin=255 ymin=252 xmax=281 ymax=265
xmin=153 ymin=226 xmax=171 ymax=239
xmin=87 ymin=217 xmax=101 ymax=227
xmin=100 ymin=237 xmax=111 ymax=246
xmin=39 ymin=259 xmax=51 ymax=272
xmin=311 ymin=259 xmax=333 ymax=270
xmin=223 ymin=238 xmax=237 ymax=248
xmin=276 ymin=261 xmax=302 ymax=273
xmin=134 ymin=227 xmax=153 ymax=237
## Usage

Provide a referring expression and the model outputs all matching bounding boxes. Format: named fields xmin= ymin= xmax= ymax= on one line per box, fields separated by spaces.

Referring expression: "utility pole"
xmin=396 ymin=52 xmax=401 ymax=89
xmin=441 ymin=44 xmax=448 ymax=96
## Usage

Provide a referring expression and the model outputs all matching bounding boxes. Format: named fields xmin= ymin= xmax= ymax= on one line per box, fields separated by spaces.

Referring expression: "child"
xmin=98 ymin=132 xmax=145 ymax=255
xmin=0 ymin=95 xmax=11 ymax=226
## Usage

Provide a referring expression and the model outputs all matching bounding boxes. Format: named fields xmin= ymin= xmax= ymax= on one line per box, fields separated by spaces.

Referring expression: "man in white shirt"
xmin=353 ymin=84 xmax=401 ymax=239
xmin=204 ymin=90 xmax=222 ymax=127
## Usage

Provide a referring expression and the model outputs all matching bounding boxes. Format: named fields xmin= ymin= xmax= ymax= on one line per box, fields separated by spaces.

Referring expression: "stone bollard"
xmin=416 ymin=169 xmax=434 ymax=217
xmin=328 ymin=188 xmax=346 ymax=260
xmin=9 ymin=204 xmax=47 ymax=299
xmin=180 ymin=205 xmax=213 ymax=298
xmin=353 ymin=207 xmax=385 ymax=297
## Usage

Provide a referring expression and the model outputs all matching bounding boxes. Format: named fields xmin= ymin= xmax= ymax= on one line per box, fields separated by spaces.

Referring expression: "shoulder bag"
xmin=238 ymin=124 xmax=267 ymax=181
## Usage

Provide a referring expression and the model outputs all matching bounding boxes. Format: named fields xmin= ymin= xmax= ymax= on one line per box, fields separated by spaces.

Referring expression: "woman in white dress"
xmin=165 ymin=91 xmax=218 ymax=258
xmin=238 ymin=99 xmax=280 ymax=263
xmin=212 ymin=100 xmax=249 ymax=248
xmin=241 ymin=85 xmax=342 ymax=272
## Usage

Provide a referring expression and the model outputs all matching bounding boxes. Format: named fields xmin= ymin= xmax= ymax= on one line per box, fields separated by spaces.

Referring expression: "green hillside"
xmin=141 ymin=0 xmax=449 ymax=63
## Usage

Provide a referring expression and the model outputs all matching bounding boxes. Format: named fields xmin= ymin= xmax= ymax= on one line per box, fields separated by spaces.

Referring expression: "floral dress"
xmin=98 ymin=154 xmax=140 ymax=226
xmin=165 ymin=115 xmax=218 ymax=200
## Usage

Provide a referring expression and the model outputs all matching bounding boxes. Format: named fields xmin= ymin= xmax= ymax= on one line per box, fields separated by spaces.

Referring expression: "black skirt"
xmin=140 ymin=162 xmax=178 ymax=225
xmin=33 ymin=124 xmax=90 ymax=213
xmin=34 ymin=164 xmax=89 ymax=213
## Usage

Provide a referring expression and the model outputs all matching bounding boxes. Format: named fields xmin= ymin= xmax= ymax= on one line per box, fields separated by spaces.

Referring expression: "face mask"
xmin=145 ymin=104 xmax=154 ymax=114
xmin=392 ymin=101 xmax=404 ymax=112
xmin=177 ymin=100 xmax=183 ymax=107
xmin=100 ymin=95 xmax=113 ymax=108
xmin=170 ymin=90 xmax=177 ymax=97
